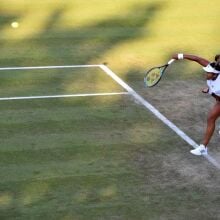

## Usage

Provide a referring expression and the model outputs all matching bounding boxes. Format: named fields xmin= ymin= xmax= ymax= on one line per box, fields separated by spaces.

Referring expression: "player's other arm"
xmin=172 ymin=53 xmax=210 ymax=67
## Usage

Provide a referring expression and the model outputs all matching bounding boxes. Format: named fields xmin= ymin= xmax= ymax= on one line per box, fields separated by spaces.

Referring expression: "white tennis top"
xmin=207 ymin=74 xmax=220 ymax=96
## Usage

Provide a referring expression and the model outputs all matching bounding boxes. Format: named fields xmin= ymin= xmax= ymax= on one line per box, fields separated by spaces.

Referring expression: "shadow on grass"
xmin=0 ymin=2 xmax=164 ymax=100
xmin=0 ymin=3 xmax=174 ymax=219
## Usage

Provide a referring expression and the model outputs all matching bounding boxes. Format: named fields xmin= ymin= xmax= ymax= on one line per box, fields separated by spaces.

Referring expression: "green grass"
xmin=1 ymin=0 xmax=219 ymax=71
xmin=0 ymin=96 xmax=220 ymax=220
xmin=0 ymin=1 xmax=220 ymax=219
xmin=0 ymin=68 xmax=124 ymax=97
xmin=0 ymin=96 xmax=182 ymax=219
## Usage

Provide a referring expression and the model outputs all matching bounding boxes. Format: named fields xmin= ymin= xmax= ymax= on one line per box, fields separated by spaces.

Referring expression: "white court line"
xmin=0 ymin=64 xmax=100 ymax=71
xmin=0 ymin=92 xmax=128 ymax=101
xmin=1 ymin=63 xmax=219 ymax=168
xmin=100 ymin=64 xmax=220 ymax=170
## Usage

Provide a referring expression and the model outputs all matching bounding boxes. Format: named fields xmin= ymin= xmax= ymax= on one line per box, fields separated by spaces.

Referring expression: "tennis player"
xmin=173 ymin=53 xmax=220 ymax=155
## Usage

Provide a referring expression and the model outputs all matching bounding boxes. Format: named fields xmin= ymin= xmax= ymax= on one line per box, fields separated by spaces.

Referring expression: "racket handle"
xmin=167 ymin=59 xmax=175 ymax=65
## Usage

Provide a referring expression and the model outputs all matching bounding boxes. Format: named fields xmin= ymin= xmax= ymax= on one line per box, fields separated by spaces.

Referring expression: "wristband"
xmin=178 ymin=53 xmax=184 ymax=60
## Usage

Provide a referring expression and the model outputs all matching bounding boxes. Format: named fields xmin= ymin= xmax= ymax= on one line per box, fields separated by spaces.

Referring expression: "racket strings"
xmin=146 ymin=68 xmax=161 ymax=86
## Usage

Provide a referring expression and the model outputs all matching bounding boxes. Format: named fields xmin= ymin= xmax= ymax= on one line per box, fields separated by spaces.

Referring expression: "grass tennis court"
xmin=0 ymin=66 xmax=220 ymax=220
xmin=1 ymin=0 xmax=220 ymax=219
xmin=0 ymin=92 xmax=183 ymax=219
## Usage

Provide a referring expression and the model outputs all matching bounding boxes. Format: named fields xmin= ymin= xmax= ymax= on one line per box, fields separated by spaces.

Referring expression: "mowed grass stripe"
xmin=0 ymin=96 xmax=160 ymax=138
xmin=0 ymin=95 xmax=175 ymax=177
xmin=0 ymin=96 xmax=161 ymax=219
xmin=0 ymin=159 xmax=133 ymax=183
xmin=0 ymin=96 xmax=136 ymax=178
xmin=0 ymin=96 xmax=173 ymax=181
xmin=0 ymin=172 xmax=144 ymax=220
xmin=0 ymin=67 xmax=125 ymax=98
xmin=0 ymin=123 xmax=163 ymax=149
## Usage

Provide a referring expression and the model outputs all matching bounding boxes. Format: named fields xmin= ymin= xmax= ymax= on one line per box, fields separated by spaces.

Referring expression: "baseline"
xmin=0 ymin=64 xmax=100 ymax=71
xmin=0 ymin=92 xmax=128 ymax=101
xmin=0 ymin=64 xmax=127 ymax=101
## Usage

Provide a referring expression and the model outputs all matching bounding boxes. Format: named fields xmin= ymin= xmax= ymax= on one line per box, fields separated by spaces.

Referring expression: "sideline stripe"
xmin=100 ymin=64 xmax=220 ymax=170
xmin=0 ymin=64 xmax=100 ymax=71
xmin=0 ymin=92 xmax=128 ymax=101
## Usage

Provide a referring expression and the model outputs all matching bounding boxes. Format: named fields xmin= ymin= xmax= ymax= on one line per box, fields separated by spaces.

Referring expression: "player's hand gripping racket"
xmin=144 ymin=59 xmax=175 ymax=87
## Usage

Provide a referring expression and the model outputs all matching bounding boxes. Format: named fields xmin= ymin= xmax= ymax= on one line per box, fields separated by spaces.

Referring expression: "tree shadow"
xmin=0 ymin=3 xmax=170 ymax=219
xmin=39 ymin=2 xmax=162 ymax=65
xmin=0 ymin=2 xmax=162 ymax=64
xmin=0 ymin=2 xmax=164 ymax=101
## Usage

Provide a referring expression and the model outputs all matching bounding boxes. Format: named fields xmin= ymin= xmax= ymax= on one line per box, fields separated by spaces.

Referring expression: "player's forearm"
xmin=173 ymin=53 xmax=210 ymax=67
xmin=183 ymin=54 xmax=209 ymax=66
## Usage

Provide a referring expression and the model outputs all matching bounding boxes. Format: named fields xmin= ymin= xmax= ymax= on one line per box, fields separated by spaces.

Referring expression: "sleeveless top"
xmin=207 ymin=74 xmax=220 ymax=96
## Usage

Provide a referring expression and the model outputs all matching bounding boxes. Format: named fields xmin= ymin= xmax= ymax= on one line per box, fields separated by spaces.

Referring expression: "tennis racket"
xmin=144 ymin=59 xmax=175 ymax=87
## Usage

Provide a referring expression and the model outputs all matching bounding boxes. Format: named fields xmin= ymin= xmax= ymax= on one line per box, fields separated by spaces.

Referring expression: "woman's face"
xmin=206 ymin=72 xmax=217 ymax=80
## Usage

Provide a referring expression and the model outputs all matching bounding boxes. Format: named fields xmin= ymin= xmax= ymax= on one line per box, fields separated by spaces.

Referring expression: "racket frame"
xmin=144 ymin=59 xmax=175 ymax=87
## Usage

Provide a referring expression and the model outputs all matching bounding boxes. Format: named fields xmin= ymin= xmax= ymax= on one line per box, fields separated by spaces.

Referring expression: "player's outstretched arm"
xmin=172 ymin=53 xmax=210 ymax=67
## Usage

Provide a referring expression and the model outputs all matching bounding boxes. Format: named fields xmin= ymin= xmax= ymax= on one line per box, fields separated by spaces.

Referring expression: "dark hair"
xmin=210 ymin=62 xmax=220 ymax=71
xmin=215 ymin=54 xmax=220 ymax=62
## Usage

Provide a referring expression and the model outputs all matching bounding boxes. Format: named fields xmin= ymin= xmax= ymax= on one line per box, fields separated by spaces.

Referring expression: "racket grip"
xmin=167 ymin=59 xmax=175 ymax=65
